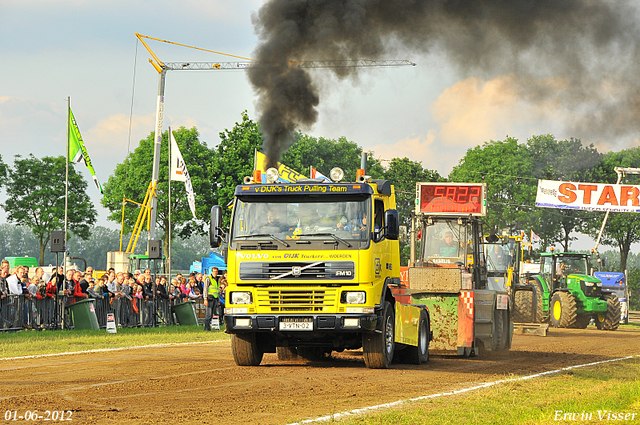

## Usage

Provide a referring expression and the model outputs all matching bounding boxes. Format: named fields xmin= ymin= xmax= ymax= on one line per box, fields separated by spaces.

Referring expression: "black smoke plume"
xmin=248 ymin=0 xmax=640 ymax=164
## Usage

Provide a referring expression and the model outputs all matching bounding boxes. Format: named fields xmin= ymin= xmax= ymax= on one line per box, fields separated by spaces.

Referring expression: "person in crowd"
xmin=49 ymin=266 xmax=65 ymax=292
xmin=218 ymin=272 xmax=227 ymax=322
xmin=7 ymin=266 xmax=24 ymax=296
xmin=134 ymin=285 xmax=143 ymax=299
xmin=195 ymin=273 xmax=204 ymax=294
xmin=63 ymin=269 xmax=75 ymax=297
xmin=28 ymin=276 xmax=39 ymax=298
xmin=0 ymin=263 xmax=9 ymax=299
xmin=169 ymin=279 xmax=182 ymax=302
xmin=179 ymin=277 xmax=189 ymax=298
xmin=156 ymin=276 xmax=169 ymax=300
xmin=203 ymin=267 xmax=220 ymax=331
xmin=142 ymin=274 xmax=154 ymax=302
xmin=89 ymin=277 xmax=103 ymax=299
xmin=72 ymin=270 xmax=88 ymax=300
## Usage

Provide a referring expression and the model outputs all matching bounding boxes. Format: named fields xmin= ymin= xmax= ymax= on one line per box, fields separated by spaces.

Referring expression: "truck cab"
xmin=211 ymin=173 xmax=429 ymax=368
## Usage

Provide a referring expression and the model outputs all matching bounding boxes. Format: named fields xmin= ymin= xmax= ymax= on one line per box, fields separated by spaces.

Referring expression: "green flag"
xmin=69 ymin=107 xmax=104 ymax=194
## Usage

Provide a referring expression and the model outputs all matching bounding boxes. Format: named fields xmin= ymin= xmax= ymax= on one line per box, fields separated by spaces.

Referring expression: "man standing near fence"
xmin=203 ymin=267 xmax=220 ymax=331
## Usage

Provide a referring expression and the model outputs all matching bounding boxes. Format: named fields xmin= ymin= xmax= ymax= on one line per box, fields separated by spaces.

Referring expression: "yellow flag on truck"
xmin=254 ymin=150 xmax=307 ymax=183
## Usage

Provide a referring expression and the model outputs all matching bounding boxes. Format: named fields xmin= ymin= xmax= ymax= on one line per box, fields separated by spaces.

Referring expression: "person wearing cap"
xmin=203 ymin=267 xmax=220 ymax=331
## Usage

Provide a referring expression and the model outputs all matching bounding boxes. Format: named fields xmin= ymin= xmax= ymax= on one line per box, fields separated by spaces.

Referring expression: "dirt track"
xmin=1 ymin=326 xmax=639 ymax=425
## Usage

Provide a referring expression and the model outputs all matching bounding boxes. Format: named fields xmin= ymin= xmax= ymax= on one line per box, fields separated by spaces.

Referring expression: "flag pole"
xmin=64 ymin=97 xmax=69 ymax=273
xmin=168 ymin=126 xmax=172 ymax=281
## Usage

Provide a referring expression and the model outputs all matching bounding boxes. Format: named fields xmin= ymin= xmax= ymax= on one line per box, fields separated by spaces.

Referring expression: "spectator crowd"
xmin=0 ymin=259 xmax=227 ymax=331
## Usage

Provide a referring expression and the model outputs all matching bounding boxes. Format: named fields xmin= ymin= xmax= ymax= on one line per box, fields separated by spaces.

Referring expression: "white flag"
xmin=170 ymin=131 xmax=196 ymax=219
xmin=530 ymin=230 xmax=541 ymax=243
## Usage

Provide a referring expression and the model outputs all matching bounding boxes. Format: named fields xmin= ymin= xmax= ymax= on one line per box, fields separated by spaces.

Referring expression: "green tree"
xmin=0 ymin=154 xmax=7 ymax=189
xmin=586 ymin=148 xmax=640 ymax=271
xmin=282 ymin=134 xmax=385 ymax=181
xmin=526 ymin=135 xmax=605 ymax=251
xmin=211 ymin=112 xmax=264 ymax=226
xmin=102 ymin=127 xmax=216 ymax=255
xmin=449 ymin=137 xmax=535 ymax=235
xmin=2 ymin=155 xmax=97 ymax=265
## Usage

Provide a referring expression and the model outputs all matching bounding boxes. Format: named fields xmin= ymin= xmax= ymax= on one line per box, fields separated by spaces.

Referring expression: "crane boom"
xmin=162 ymin=59 xmax=416 ymax=71
xmin=134 ymin=32 xmax=416 ymax=245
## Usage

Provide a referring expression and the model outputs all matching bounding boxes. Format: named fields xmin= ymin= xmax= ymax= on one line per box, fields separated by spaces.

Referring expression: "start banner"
xmin=535 ymin=179 xmax=640 ymax=213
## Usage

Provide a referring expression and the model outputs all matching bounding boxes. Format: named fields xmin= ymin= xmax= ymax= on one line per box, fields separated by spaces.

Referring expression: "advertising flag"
xmin=170 ymin=131 xmax=196 ymax=218
xmin=68 ymin=108 xmax=104 ymax=194
xmin=535 ymin=179 xmax=640 ymax=213
xmin=530 ymin=230 xmax=541 ymax=243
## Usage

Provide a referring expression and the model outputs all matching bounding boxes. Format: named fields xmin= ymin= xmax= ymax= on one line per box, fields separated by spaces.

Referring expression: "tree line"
xmin=2 ymin=111 xmax=640 ymax=275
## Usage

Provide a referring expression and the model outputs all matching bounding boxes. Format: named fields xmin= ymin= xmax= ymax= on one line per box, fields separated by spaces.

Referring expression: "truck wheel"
xmin=363 ymin=301 xmax=395 ymax=369
xmin=231 ymin=333 xmax=263 ymax=366
xmin=573 ymin=314 xmax=591 ymax=329
xmin=595 ymin=294 xmax=621 ymax=331
xmin=398 ymin=309 xmax=430 ymax=365
xmin=512 ymin=289 xmax=533 ymax=322
xmin=549 ymin=292 xmax=577 ymax=328
xmin=276 ymin=346 xmax=298 ymax=361
xmin=493 ymin=309 xmax=508 ymax=351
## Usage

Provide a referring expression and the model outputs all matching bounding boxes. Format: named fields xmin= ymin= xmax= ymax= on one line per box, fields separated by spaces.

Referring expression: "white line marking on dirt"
xmin=289 ymin=355 xmax=637 ymax=424
xmin=0 ymin=340 xmax=226 ymax=361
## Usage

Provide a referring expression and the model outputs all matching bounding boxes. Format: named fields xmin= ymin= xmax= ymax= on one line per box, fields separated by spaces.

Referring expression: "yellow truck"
xmin=209 ymin=170 xmax=430 ymax=368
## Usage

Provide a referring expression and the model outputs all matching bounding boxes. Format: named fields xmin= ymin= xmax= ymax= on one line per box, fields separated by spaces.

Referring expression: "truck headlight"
xmin=230 ymin=291 xmax=253 ymax=305
xmin=584 ymin=281 xmax=594 ymax=287
xmin=341 ymin=291 xmax=366 ymax=304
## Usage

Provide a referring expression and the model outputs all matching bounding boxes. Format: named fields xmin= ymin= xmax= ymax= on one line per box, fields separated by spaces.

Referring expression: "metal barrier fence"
xmin=0 ymin=294 xmax=191 ymax=331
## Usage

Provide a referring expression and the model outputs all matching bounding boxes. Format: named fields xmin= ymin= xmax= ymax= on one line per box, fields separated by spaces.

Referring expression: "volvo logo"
xmin=292 ymin=266 xmax=302 ymax=277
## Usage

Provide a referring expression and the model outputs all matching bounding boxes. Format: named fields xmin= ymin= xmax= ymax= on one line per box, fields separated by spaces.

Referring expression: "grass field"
xmin=331 ymin=357 xmax=640 ymax=425
xmin=0 ymin=326 xmax=230 ymax=358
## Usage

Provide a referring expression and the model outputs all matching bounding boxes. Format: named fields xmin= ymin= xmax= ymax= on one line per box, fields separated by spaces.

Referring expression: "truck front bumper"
xmin=224 ymin=313 xmax=379 ymax=334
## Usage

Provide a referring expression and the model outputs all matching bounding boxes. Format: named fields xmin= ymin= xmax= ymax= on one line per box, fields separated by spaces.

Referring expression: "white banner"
xmin=535 ymin=179 xmax=640 ymax=213
xmin=170 ymin=131 xmax=196 ymax=218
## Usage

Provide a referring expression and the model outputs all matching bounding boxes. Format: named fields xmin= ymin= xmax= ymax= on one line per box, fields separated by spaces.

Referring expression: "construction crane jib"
xmin=134 ymin=33 xmax=416 ymax=241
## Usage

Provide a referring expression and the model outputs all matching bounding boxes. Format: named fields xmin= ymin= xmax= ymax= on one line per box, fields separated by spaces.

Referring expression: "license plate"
xmin=279 ymin=318 xmax=313 ymax=331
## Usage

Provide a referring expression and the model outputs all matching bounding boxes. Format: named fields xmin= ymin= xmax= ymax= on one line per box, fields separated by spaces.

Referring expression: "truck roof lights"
xmin=330 ymin=167 xmax=345 ymax=182
xmin=266 ymin=167 xmax=279 ymax=183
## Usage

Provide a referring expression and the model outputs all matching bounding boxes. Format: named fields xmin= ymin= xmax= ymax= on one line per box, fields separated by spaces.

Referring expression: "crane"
xmin=133 ymin=33 xmax=416 ymax=245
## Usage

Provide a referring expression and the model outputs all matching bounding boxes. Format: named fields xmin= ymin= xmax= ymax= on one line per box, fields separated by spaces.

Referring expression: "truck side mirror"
xmin=210 ymin=205 xmax=223 ymax=248
xmin=385 ymin=209 xmax=400 ymax=240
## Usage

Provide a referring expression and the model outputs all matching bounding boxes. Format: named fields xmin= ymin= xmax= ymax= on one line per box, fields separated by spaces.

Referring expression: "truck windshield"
xmin=485 ymin=239 xmax=517 ymax=273
xmin=421 ymin=220 xmax=470 ymax=265
xmin=231 ymin=196 xmax=371 ymax=243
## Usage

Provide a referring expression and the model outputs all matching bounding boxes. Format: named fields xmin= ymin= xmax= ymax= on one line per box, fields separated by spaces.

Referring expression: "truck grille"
xmin=239 ymin=261 xmax=355 ymax=281
xmin=256 ymin=289 xmax=338 ymax=312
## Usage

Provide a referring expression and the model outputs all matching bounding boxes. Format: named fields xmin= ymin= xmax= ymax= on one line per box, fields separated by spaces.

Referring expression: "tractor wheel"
xmin=493 ymin=308 xmax=506 ymax=351
xmin=396 ymin=309 xmax=430 ymax=364
xmin=363 ymin=301 xmax=395 ymax=369
xmin=532 ymin=281 xmax=545 ymax=323
xmin=573 ymin=314 xmax=591 ymax=329
xmin=276 ymin=346 xmax=298 ymax=361
xmin=549 ymin=292 xmax=577 ymax=328
xmin=595 ymin=294 xmax=621 ymax=331
xmin=231 ymin=333 xmax=264 ymax=366
xmin=512 ymin=289 xmax=533 ymax=322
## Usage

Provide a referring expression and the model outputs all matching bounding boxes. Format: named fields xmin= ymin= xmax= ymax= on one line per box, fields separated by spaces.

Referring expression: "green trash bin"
xmin=171 ymin=300 xmax=198 ymax=326
xmin=65 ymin=298 xmax=100 ymax=330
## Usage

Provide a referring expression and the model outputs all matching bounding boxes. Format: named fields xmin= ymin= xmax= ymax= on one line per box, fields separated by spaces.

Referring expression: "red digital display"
xmin=418 ymin=184 xmax=486 ymax=215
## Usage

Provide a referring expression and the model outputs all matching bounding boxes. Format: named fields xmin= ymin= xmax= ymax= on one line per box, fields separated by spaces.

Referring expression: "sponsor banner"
xmin=535 ymin=179 xmax=640 ymax=213
xmin=255 ymin=150 xmax=306 ymax=183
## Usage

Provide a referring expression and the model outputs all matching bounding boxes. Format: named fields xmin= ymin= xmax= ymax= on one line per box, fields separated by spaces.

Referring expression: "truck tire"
xmin=532 ymin=281 xmax=545 ymax=323
xmin=512 ymin=289 xmax=533 ymax=322
xmin=276 ymin=346 xmax=298 ymax=361
xmin=595 ymin=293 xmax=621 ymax=331
xmin=397 ymin=309 xmax=430 ymax=365
xmin=549 ymin=292 xmax=577 ymax=328
xmin=573 ymin=314 xmax=591 ymax=329
xmin=493 ymin=309 xmax=508 ymax=351
xmin=363 ymin=301 xmax=395 ymax=369
xmin=231 ymin=333 xmax=263 ymax=366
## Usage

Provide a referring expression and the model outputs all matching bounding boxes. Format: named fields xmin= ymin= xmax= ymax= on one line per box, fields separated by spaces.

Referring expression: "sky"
xmin=1 ymin=0 xmax=640 ymax=252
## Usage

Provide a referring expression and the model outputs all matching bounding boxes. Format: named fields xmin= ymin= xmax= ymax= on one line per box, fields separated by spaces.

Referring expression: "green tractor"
xmin=512 ymin=252 xmax=620 ymax=330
